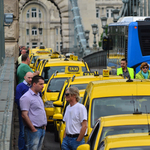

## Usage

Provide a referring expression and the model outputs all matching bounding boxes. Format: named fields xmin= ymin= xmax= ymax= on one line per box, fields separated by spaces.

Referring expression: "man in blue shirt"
xmin=15 ymin=72 xmax=33 ymax=150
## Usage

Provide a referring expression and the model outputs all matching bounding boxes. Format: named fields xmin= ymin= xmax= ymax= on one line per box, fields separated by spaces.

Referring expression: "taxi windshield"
xmin=42 ymin=66 xmax=66 ymax=83
xmin=70 ymin=84 xmax=87 ymax=90
xmin=31 ymin=56 xmax=38 ymax=64
xmin=110 ymin=147 xmax=150 ymax=150
xmin=91 ymin=96 xmax=150 ymax=127
xmin=42 ymin=66 xmax=87 ymax=83
xmin=47 ymin=78 xmax=67 ymax=92
xmin=100 ymin=125 xmax=148 ymax=143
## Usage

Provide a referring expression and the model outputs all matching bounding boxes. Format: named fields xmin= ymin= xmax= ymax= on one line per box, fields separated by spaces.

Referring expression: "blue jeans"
xmin=61 ymin=136 xmax=85 ymax=150
xmin=24 ymin=127 xmax=45 ymax=150
xmin=18 ymin=109 xmax=26 ymax=150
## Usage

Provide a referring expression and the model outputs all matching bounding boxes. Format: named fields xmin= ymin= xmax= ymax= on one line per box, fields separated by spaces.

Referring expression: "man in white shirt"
xmin=61 ymin=86 xmax=87 ymax=150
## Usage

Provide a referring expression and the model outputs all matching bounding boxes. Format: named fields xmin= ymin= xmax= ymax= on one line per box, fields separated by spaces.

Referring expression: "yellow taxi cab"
xmin=52 ymin=72 xmax=102 ymax=141
xmin=29 ymin=50 xmax=51 ymax=69
xmin=77 ymin=133 xmax=150 ymax=150
xmin=77 ymin=114 xmax=150 ymax=150
xmin=42 ymin=68 xmax=83 ymax=123
xmin=53 ymin=71 xmax=124 ymax=144
xmin=54 ymin=78 xmax=150 ymax=145
xmin=38 ymin=58 xmax=90 ymax=89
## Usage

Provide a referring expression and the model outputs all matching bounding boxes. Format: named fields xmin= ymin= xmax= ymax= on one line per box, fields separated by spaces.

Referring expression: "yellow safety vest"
xmin=117 ymin=67 xmax=134 ymax=79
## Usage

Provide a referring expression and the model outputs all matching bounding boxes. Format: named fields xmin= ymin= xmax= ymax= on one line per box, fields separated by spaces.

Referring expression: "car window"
xmin=100 ymin=125 xmax=148 ymax=143
xmin=70 ymin=84 xmax=88 ymax=90
xmin=91 ymin=96 xmax=150 ymax=128
xmin=47 ymin=78 xmax=67 ymax=92
xmin=81 ymin=91 xmax=87 ymax=105
xmin=41 ymin=66 xmax=65 ymax=83
xmin=87 ymin=120 xmax=100 ymax=150
xmin=31 ymin=56 xmax=38 ymax=64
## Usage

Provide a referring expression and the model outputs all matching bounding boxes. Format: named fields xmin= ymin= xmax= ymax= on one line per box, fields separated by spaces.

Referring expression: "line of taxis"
xmin=29 ymin=47 xmax=150 ymax=150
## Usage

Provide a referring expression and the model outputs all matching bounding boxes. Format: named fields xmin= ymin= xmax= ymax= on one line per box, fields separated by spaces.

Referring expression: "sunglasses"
xmin=143 ymin=67 xmax=148 ymax=69
xmin=65 ymin=93 xmax=70 ymax=96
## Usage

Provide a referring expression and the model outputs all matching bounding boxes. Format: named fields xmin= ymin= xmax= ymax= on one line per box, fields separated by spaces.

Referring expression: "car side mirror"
xmin=77 ymin=144 xmax=90 ymax=150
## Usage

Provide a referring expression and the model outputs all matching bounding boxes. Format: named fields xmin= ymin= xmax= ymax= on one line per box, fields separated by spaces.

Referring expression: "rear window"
xmin=47 ymin=78 xmax=67 ymax=92
xmin=70 ymin=84 xmax=88 ymax=90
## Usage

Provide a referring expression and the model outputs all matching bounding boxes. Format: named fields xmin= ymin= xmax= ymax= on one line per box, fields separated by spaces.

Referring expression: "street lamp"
xmin=112 ymin=9 xmax=120 ymax=22
xmin=85 ymin=30 xmax=90 ymax=48
xmin=91 ymin=24 xmax=98 ymax=49
xmin=100 ymin=17 xmax=107 ymax=38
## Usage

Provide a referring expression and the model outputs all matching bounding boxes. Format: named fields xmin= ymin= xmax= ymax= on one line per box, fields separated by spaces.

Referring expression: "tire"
xmin=54 ymin=124 xmax=59 ymax=142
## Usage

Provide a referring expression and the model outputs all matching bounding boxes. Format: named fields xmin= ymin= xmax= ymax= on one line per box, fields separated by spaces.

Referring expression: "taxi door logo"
xmin=68 ymin=66 xmax=79 ymax=72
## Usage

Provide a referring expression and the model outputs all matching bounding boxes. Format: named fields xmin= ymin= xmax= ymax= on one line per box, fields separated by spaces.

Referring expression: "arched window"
xmin=32 ymin=8 xmax=37 ymax=17
xmin=27 ymin=10 xmax=30 ymax=18
xmin=39 ymin=10 xmax=42 ymax=18
xmin=32 ymin=27 xmax=37 ymax=35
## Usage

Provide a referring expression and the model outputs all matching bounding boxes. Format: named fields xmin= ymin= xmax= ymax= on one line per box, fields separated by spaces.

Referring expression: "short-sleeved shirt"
xmin=17 ymin=63 xmax=33 ymax=84
xmin=20 ymin=89 xmax=47 ymax=127
xmin=18 ymin=55 xmax=22 ymax=65
xmin=63 ymin=102 xmax=87 ymax=134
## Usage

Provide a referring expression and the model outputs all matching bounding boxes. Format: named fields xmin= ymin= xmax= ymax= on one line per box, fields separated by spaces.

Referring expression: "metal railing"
xmin=69 ymin=0 xmax=86 ymax=57
xmin=0 ymin=0 xmax=5 ymax=66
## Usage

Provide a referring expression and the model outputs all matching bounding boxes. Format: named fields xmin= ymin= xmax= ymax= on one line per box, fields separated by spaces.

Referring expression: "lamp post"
xmin=100 ymin=17 xmax=107 ymax=38
xmin=91 ymin=24 xmax=98 ymax=49
xmin=112 ymin=9 xmax=120 ymax=22
xmin=85 ymin=30 xmax=90 ymax=48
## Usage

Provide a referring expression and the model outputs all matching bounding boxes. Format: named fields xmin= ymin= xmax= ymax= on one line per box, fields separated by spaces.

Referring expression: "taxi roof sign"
xmin=73 ymin=55 xmax=78 ymax=61
xmin=65 ymin=66 xmax=81 ymax=74
xmin=70 ymin=54 xmax=74 ymax=60
xmin=103 ymin=69 xmax=109 ymax=77
xmin=36 ymin=51 xmax=50 ymax=54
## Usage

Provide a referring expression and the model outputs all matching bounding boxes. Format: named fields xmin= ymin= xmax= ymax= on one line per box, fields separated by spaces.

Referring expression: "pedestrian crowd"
xmin=15 ymin=48 xmax=87 ymax=150
xmin=117 ymin=58 xmax=150 ymax=79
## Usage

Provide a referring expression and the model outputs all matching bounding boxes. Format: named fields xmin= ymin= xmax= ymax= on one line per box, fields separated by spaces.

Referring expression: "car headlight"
xmin=44 ymin=101 xmax=54 ymax=108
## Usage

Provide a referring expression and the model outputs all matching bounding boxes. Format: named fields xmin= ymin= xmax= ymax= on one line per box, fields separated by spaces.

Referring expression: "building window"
xmin=32 ymin=8 xmax=37 ymax=18
xmin=26 ymin=29 xmax=29 ymax=35
xmin=40 ymin=42 xmax=43 ymax=46
xmin=56 ymin=28 xmax=58 ymax=35
xmin=60 ymin=42 xmax=63 ymax=51
xmin=96 ymin=7 xmax=100 ymax=18
xmin=39 ymin=10 xmax=42 ymax=18
xmin=27 ymin=10 xmax=30 ymax=18
xmin=32 ymin=43 xmax=37 ymax=48
xmin=32 ymin=27 xmax=37 ymax=35
xmin=27 ymin=42 xmax=29 ymax=48
xmin=56 ymin=42 xmax=59 ymax=51
xmin=106 ymin=8 xmax=113 ymax=18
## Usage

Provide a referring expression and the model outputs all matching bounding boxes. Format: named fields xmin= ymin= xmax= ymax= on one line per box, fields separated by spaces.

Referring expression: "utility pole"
xmin=0 ymin=0 xmax=5 ymax=65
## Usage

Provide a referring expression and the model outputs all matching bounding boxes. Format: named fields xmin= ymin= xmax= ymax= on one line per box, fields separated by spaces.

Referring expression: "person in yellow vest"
xmin=117 ymin=58 xmax=134 ymax=79
xmin=136 ymin=62 xmax=150 ymax=79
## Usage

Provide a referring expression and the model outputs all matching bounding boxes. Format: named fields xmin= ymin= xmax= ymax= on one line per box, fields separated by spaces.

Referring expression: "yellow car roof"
xmin=51 ymin=72 xmax=81 ymax=78
xmin=100 ymin=114 xmax=150 ymax=127
xmin=45 ymin=60 xmax=86 ymax=67
xmin=70 ymin=75 xmax=101 ymax=85
xmin=105 ymin=133 xmax=150 ymax=149
xmin=87 ymin=79 xmax=150 ymax=98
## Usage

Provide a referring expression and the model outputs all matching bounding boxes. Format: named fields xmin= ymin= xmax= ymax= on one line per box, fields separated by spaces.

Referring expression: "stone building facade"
xmin=19 ymin=0 xmax=62 ymax=52
xmin=3 ymin=0 xmax=148 ymax=59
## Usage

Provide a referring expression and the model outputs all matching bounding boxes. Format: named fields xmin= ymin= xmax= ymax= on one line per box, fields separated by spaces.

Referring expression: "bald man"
xmin=18 ymin=49 xmax=27 ymax=65
xmin=15 ymin=72 xmax=33 ymax=150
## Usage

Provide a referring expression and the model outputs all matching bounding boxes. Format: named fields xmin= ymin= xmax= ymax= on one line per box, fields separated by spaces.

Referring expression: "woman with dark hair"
xmin=136 ymin=62 xmax=150 ymax=79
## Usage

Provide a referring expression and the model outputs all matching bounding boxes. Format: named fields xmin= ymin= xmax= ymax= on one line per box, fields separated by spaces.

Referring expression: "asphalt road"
xmin=43 ymin=124 xmax=60 ymax=150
